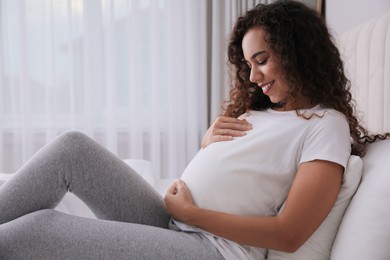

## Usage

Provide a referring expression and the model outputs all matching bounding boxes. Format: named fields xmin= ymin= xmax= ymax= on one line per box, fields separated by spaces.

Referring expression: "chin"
xmin=269 ymin=97 xmax=280 ymax=103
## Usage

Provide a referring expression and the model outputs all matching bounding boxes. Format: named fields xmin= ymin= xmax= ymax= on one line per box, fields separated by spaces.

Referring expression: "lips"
xmin=259 ymin=81 xmax=274 ymax=94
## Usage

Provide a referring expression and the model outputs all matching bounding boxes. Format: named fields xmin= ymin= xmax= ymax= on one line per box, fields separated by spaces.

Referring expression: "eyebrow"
xmin=251 ymin=50 xmax=267 ymax=60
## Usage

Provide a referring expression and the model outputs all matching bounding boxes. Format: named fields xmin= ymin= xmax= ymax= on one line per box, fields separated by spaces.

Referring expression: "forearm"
xmin=184 ymin=206 xmax=299 ymax=252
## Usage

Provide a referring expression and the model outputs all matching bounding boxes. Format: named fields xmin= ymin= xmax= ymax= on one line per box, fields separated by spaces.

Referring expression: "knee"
xmin=44 ymin=131 xmax=97 ymax=162
xmin=56 ymin=131 xmax=95 ymax=151
xmin=58 ymin=131 xmax=91 ymax=144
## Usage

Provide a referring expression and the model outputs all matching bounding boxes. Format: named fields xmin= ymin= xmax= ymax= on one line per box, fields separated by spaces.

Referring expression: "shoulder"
xmin=305 ymin=106 xmax=349 ymax=131
xmin=303 ymin=107 xmax=350 ymax=145
xmin=299 ymin=106 xmax=351 ymax=167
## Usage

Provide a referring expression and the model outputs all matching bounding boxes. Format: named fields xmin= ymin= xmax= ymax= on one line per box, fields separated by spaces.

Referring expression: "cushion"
xmin=266 ymin=155 xmax=363 ymax=260
xmin=330 ymin=139 xmax=390 ymax=259
xmin=122 ymin=159 xmax=155 ymax=186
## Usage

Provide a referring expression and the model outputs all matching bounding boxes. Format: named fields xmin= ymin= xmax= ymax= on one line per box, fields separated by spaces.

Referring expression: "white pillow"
xmin=331 ymin=140 xmax=390 ymax=260
xmin=266 ymin=155 xmax=363 ymax=260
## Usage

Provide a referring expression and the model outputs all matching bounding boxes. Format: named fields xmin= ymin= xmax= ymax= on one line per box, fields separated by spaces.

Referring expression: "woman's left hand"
xmin=164 ymin=179 xmax=196 ymax=223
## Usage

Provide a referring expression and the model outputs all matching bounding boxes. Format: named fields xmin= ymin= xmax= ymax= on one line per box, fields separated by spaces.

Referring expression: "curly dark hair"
xmin=223 ymin=0 xmax=389 ymax=156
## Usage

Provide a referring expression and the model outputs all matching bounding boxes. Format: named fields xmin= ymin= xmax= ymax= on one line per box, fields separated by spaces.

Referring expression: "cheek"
xmin=281 ymin=84 xmax=291 ymax=95
xmin=266 ymin=60 xmax=281 ymax=77
xmin=273 ymin=70 xmax=289 ymax=91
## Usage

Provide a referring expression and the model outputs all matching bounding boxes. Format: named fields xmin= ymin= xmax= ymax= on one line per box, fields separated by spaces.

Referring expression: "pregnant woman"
xmin=1 ymin=1 xmax=388 ymax=259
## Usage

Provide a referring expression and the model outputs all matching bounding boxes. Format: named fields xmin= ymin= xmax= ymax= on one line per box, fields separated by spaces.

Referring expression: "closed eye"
xmin=257 ymin=58 xmax=268 ymax=65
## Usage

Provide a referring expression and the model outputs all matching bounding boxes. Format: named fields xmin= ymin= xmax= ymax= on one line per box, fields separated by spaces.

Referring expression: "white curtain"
xmin=207 ymin=0 xmax=273 ymax=122
xmin=0 ymin=0 xmax=208 ymax=179
xmin=0 ymin=0 xmax=321 ymax=178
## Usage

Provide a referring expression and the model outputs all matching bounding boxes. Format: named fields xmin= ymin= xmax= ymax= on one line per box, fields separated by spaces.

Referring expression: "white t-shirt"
xmin=172 ymin=105 xmax=351 ymax=260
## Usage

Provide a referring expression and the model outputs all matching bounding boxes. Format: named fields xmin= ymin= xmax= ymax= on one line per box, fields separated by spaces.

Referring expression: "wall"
xmin=326 ymin=0 xmax=390 ymax=37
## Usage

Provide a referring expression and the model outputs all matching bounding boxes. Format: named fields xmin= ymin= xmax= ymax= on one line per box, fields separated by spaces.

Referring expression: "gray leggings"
xmin=0 ymin=132 xmax=224 ymax=260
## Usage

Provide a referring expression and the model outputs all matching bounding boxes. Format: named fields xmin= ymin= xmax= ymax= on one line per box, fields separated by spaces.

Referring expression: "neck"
xmin=271 ymin=97 xmax=315 ymax=111
xmin=271 ymin=99 xmax=287 ymax=110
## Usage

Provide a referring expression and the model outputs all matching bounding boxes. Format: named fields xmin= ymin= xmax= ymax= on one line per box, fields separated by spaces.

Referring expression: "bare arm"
xmin=201 ymin=116 xmax=252 ymax=148
xmin=164 ymin=160 xmax=343 ymax=252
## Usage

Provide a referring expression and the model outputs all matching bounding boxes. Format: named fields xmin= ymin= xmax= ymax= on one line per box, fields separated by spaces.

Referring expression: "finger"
xmin=219 ymin=122 xmax=252 ymax=131
xmin=176 ymin=179 xmax=187 ymax=191
xmin=167 ymin=180 xmax=178 ymax=195
xmin=213 ymin=119 xmax=252 ymax=130
xmin=216 ymin=116 xmax=252 ymax=125
xmin=211 ymin=135 xmax=234 ymax=142
xmin=213 ymin=129 xmax=247 ymax=137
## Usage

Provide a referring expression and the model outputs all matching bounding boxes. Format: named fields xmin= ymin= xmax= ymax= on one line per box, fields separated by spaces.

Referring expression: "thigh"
xmin=0 ymin=210 xmax=223 ymax=260
xmin=0 ymin=131 xmax=169 ymax=228
xmin=58 ymin=132 xmax=169 ymax=226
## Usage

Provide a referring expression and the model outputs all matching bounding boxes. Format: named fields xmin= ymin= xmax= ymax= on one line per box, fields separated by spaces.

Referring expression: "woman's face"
xmin=242 ymin=27 xmax=291 ymax=106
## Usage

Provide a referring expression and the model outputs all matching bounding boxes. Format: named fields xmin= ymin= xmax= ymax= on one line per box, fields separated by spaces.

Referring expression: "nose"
xmin=249 ymin=67 xmax=263 ymax=83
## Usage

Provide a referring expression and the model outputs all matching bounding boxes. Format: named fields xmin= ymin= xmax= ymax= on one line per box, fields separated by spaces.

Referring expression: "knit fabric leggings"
xmin=0 ymin=131 xmax=224 ymax=260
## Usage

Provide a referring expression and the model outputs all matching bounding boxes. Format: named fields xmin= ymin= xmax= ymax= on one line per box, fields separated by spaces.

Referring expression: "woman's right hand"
xmin=201 ymin=116 xmax=252 ymax=148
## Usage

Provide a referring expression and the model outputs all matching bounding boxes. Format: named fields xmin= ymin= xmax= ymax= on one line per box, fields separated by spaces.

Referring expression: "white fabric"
xmin=339 ymin=11 xmax=390 ymax=133
xmin=174 ymin=105 xmax=351 ymax=260
xmin=122 ymin=159 xmax=155 ymax=187
xmin=331 ymin=140 xmax=390 ymax=259
xmin=329 ymin=11 xmax=390 ymax=260
xmin=267 ymin=155 xmax=363 ymax=260
xmin=0 ymin=0 xmax=207 ymax=179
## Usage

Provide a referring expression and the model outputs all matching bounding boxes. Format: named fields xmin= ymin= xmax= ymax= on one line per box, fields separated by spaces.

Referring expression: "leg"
xmin=0 ymin=131 xmax=169 ymax=228
xmin=0 ymin=210 xmax=224 ymax=260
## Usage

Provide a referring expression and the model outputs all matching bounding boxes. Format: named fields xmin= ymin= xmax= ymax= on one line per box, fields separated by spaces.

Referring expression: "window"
xmin=0 ymin=0 xmax=207 ymax=179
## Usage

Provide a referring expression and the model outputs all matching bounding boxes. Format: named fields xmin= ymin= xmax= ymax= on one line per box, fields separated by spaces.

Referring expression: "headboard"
xmin=339 ymin=11 xmax=390 ymax=133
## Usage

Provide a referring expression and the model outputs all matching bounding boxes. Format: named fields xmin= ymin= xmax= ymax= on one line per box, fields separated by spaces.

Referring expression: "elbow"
xmin=272 ymin=218 xmax=310 ymax=253
xmin=281 ymin=240 xmax=303 ymax=253
xmin=277 ymin=231 xmax=307 ymax=253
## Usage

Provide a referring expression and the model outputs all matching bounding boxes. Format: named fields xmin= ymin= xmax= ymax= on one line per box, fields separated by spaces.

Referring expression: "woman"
xmin=0 ymin=1 xmax=388 ymax=259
